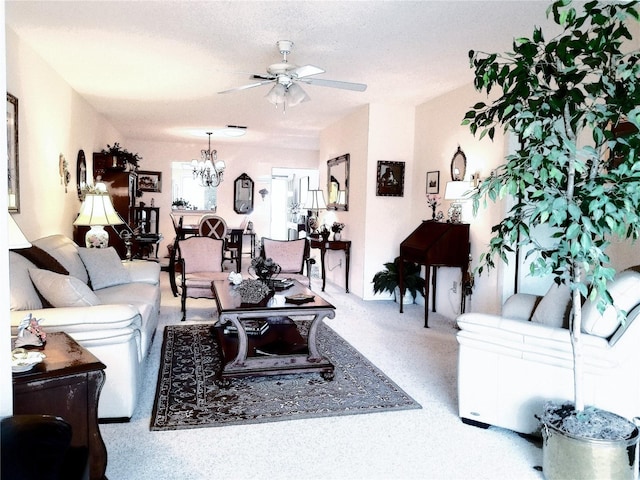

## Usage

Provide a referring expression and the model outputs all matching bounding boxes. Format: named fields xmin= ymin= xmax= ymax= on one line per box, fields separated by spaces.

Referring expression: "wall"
xmin=125 ymin=139 xmax=319 ymax=259
xmin=6 ymin=27 xmax=122 ymax=241
xmin=414 ymin=84 xmax=509 ymax=316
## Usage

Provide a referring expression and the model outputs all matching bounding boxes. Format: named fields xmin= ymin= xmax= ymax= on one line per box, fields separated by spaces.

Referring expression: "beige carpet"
xmin=100 ymin=272 xmax=544 ymax=479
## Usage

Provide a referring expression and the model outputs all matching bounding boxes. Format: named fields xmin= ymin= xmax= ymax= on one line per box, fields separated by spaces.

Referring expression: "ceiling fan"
xmin=218 ymin=40 xmax=367 ymax=108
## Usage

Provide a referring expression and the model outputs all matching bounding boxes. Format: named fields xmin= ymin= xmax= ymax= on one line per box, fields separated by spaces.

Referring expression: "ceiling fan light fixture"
xmin=287 ymin=83 xmax=310 ymax=107
xmin=266 ymin=83 xmax=287 ymax=106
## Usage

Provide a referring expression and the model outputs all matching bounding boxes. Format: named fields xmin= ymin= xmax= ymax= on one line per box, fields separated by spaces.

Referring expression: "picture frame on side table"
xmin=376 ymin=161 xmax=405 ymax=197
xmin=7 ymin=93 xmax=19 ymax=212
xmin=426 ymin=170 xmax=440 ymax=194
xmin=138 ymin=170 xmax=162 ymax=192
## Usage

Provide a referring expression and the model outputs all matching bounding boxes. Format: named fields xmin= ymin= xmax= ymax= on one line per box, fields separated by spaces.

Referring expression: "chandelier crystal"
xmin=192 ymin=132 xmax=226 ymax=187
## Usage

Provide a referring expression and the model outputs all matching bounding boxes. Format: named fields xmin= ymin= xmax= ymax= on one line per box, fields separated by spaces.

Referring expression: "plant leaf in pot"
xmin=465 ymin=0 xmax=640 ymax=477
xmin=372 ymin=257 xmax=425 ymax=303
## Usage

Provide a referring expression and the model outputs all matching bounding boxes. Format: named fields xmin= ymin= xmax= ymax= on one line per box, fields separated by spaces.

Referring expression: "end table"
xmin=12 ymin=332 xmax=107 ymax=480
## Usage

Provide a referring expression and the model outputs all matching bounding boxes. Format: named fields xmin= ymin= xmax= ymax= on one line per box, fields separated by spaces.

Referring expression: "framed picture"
xmin=376 ymin=161 xmax=405 ymax=197
xmin=138 ymin=170 xmax=162 ymax=192
xmin=426 ymin=170 xmax=440 ymax=194
xmin=7 ymin=93 xmax=19 ymax=212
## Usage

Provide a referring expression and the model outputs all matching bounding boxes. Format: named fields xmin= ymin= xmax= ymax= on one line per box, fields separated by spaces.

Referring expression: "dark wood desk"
xmin=211 ymin=279 xmax=336 ymax=382
xmin=309 ymin=238 xmax=351 ymax=292
xmin=399 ymin=221 xmax=470 ymax=328
xmin=12 ymin=332 xmax=107 ymax=480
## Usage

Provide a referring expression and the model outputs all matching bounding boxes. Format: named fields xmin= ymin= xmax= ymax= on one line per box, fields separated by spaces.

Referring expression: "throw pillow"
xmin=13 ymin=245 xmax=69 ymax=275
xmin=28 ymin=269 xmax=101 ymax=307
xmin=582 ymin=270 xmax=640 ymax=338
xmin=77 ymin=247 xmax=131 ymax=290
xmin=531 ymin=283 xmax=571 ymax=328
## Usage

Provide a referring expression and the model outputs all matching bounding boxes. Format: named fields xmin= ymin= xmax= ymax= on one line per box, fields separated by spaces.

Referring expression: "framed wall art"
xmin=7 ymin=93 xmax=19 ymax=212
xmin=426 ymin=170 xmax=440 ymax=194
xmin=138 ymin=170 xmax=162 ymax=192
xmin=376 ymin=161 xmax=405 ymax=197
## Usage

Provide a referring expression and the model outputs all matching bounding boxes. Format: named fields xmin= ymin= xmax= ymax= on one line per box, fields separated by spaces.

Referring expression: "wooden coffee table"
xmin=211 ymin=279 xmax=336 ymax=383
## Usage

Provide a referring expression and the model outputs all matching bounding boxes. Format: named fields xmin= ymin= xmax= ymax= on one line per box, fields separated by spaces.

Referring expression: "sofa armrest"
xmin=501 ymin=293 xmax=541 ymax=321
xmin=10 ymin=304 xmax=142 ymax=335
xmin=122 ymin=260 xmax=160 ymax=285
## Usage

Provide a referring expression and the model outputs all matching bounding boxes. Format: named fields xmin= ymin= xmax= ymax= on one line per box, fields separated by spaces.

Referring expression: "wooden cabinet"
xmin=399 ymin=221 xmax=470 ymax=327
xmin=12 ymin=332 xmax=107 ymax=480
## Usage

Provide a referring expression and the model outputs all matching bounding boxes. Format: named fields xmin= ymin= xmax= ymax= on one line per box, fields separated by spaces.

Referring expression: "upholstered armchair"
xmin=457 ymin=269 xmax=640 ymax=435
xmin=176 ymin=236 xmax=228 ymax=321
xmin=261 ymin=237 xmax=314 ymax=287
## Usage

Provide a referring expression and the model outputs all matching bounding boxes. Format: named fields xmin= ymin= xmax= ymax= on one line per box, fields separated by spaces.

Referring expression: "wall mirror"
xmin=450 ymin=146 xmax=467 ymax=181
xmin=327 ymin=153 xmax=349 ymax=211
xmin=234 ymin=173 xmax=254 ymax=214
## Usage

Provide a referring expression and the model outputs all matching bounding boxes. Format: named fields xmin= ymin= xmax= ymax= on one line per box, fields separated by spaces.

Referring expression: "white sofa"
xmin=9 ymin=234 xmax=161 ymax=421
xmin=456 ymin=269 xmax=640 ymax=435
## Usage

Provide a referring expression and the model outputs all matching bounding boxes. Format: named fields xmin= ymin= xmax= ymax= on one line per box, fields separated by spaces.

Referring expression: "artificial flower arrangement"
xmin=426 ymin=194 xmax=441 ymax=220
xmin=331 ymin=222 xmax=345 ymax=233
xmin=249 ymin=256 xmax=281 ymax=282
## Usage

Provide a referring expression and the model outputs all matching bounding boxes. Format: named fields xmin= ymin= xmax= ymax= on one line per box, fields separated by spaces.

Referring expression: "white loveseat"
xmin=9 ymin=234 xmax=161 ymax=421
xmin=456 ymin=269 xmax=640 ymax=435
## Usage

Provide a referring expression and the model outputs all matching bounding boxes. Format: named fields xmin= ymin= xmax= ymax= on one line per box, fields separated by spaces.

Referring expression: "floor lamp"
xmin=73 ymin=184 xmax=123 ymax=248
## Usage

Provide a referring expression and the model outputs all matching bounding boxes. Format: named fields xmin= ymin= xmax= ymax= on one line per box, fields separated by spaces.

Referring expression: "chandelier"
xmin=192 ymin=132 xmax=226 ymax=187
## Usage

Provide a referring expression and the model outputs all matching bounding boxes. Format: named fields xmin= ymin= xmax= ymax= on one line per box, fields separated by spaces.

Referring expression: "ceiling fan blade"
xmin=218 ymin=80 xmax=274 ymax=94
xmin=301 ymin=77 xmax=367 ymax=92
xmin=251 ymin=74 xmax=277 ymax=81
xmin=290 ymin=64 xmax=325 ymax=79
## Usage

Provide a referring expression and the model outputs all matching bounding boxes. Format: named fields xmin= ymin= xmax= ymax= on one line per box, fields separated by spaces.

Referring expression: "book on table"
xmin=223 ymin=318 xmax=270 ymax=336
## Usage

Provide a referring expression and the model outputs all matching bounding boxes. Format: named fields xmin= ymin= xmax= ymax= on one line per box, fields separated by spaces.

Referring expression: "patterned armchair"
xmin=261 ymin=237 xmax=315 ymax=288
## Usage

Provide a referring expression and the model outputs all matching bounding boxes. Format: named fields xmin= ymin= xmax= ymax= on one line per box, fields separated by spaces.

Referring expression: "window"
xmin=171 ymin=162 xmax=218 ymax=210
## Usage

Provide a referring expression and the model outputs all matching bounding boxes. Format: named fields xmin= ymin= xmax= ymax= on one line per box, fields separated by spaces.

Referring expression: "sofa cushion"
xmin=582 ymin=270 xmax=640 ymax=338
xmin=9 ymin=253 xmax=43 ymax=311
xmin=13 ymin=245 xmax=69 ymax=275
xmin=33 ymin=235 xmax=89 ymax=284
xmin=531 ymin=283 xmax=571 ymax=328
xmin=29 ymin=269 xmax=101 ymax=307
xmin=78 ymin=247 xmax=131 ymax=290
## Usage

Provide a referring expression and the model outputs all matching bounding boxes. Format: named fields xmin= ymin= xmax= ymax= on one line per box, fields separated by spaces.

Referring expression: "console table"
xmin=309 ymin=238 xmax=351 ymax=293
xmin=12 ymin=332 xmax=107 ymax=480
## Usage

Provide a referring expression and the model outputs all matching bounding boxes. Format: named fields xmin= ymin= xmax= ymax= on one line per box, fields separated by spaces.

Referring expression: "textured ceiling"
xmin=5 ymin=1 xmax=562 ymax=150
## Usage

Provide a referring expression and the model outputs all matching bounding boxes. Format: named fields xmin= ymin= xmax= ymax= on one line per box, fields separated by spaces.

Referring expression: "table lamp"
xmin=73 ymin=183 xmax=123 ymax=248
xmin=304 ymin=189 xmax=326 ymax=234
xmin=444 ymin=181 xmax=473 ymax=223
xmin=8 ymin=214 xmax=31 ymax=249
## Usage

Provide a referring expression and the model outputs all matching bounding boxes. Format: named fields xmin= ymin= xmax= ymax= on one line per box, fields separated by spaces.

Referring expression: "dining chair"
xmin=261 ymin=237 xmax=314 ymax=287
xmin=199 ymin=214 xmax=240 ymax=272
xmin=176 ymin=236 xmax=227 ymax=321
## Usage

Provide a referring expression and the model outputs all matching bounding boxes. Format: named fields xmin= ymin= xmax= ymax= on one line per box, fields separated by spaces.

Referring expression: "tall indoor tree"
xmin=463 ymin=0 xmax=640 ymax=413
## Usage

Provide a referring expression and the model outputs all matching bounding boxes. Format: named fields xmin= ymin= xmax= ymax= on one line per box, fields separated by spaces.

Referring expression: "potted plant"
xmin=464 ymin=0 xmax=640 ymax=477
xmin=372 ymin=257 xmax=425 ymax=304
xmin=171 ymin=198 xmax=191 ymax=210
xmin=331 ymin=222 xmax=345 ymax=241
xmin=101 ymin=142 xmax=142 ymax=170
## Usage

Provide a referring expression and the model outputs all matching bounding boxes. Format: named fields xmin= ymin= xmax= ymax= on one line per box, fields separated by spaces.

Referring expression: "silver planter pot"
xmin=542 ymin=415 xmax=640 ymax=480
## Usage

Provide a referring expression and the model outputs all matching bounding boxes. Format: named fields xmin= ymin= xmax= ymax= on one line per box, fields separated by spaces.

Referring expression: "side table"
xmin=12 ymin=332 xmax=108 ymax=480
xmin=309 ymin=238 xmax=351 ymax=292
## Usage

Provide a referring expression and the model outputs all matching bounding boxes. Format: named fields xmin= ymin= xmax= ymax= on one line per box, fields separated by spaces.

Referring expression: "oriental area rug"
xmin=150 ymin=323 xmax=421 ymax=430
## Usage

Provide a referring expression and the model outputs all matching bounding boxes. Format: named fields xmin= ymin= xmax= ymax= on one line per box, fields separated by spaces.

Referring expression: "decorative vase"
xmin=321 ymin=231 xmax=330 ymax=242
xmin=334 ymin=232 xmax=342 ymax=241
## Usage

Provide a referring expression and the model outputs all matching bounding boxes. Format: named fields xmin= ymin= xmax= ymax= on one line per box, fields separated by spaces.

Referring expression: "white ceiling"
xmin=5 ymin=1 xmax=562 ymax=151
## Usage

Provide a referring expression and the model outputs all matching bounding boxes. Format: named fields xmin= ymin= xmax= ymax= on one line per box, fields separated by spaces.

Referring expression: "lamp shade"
xmin=8 ymin=214 xmax=31 ymax=249
xmin=305 ymin=190 xmax=327 ymax=210
xmin=444 ymin=181 xmax=473 ymax=201
xmin=73 ymin=186 xmax=123 ymax=248
xmin=73 ymin=193 xmax=123 ymax=227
